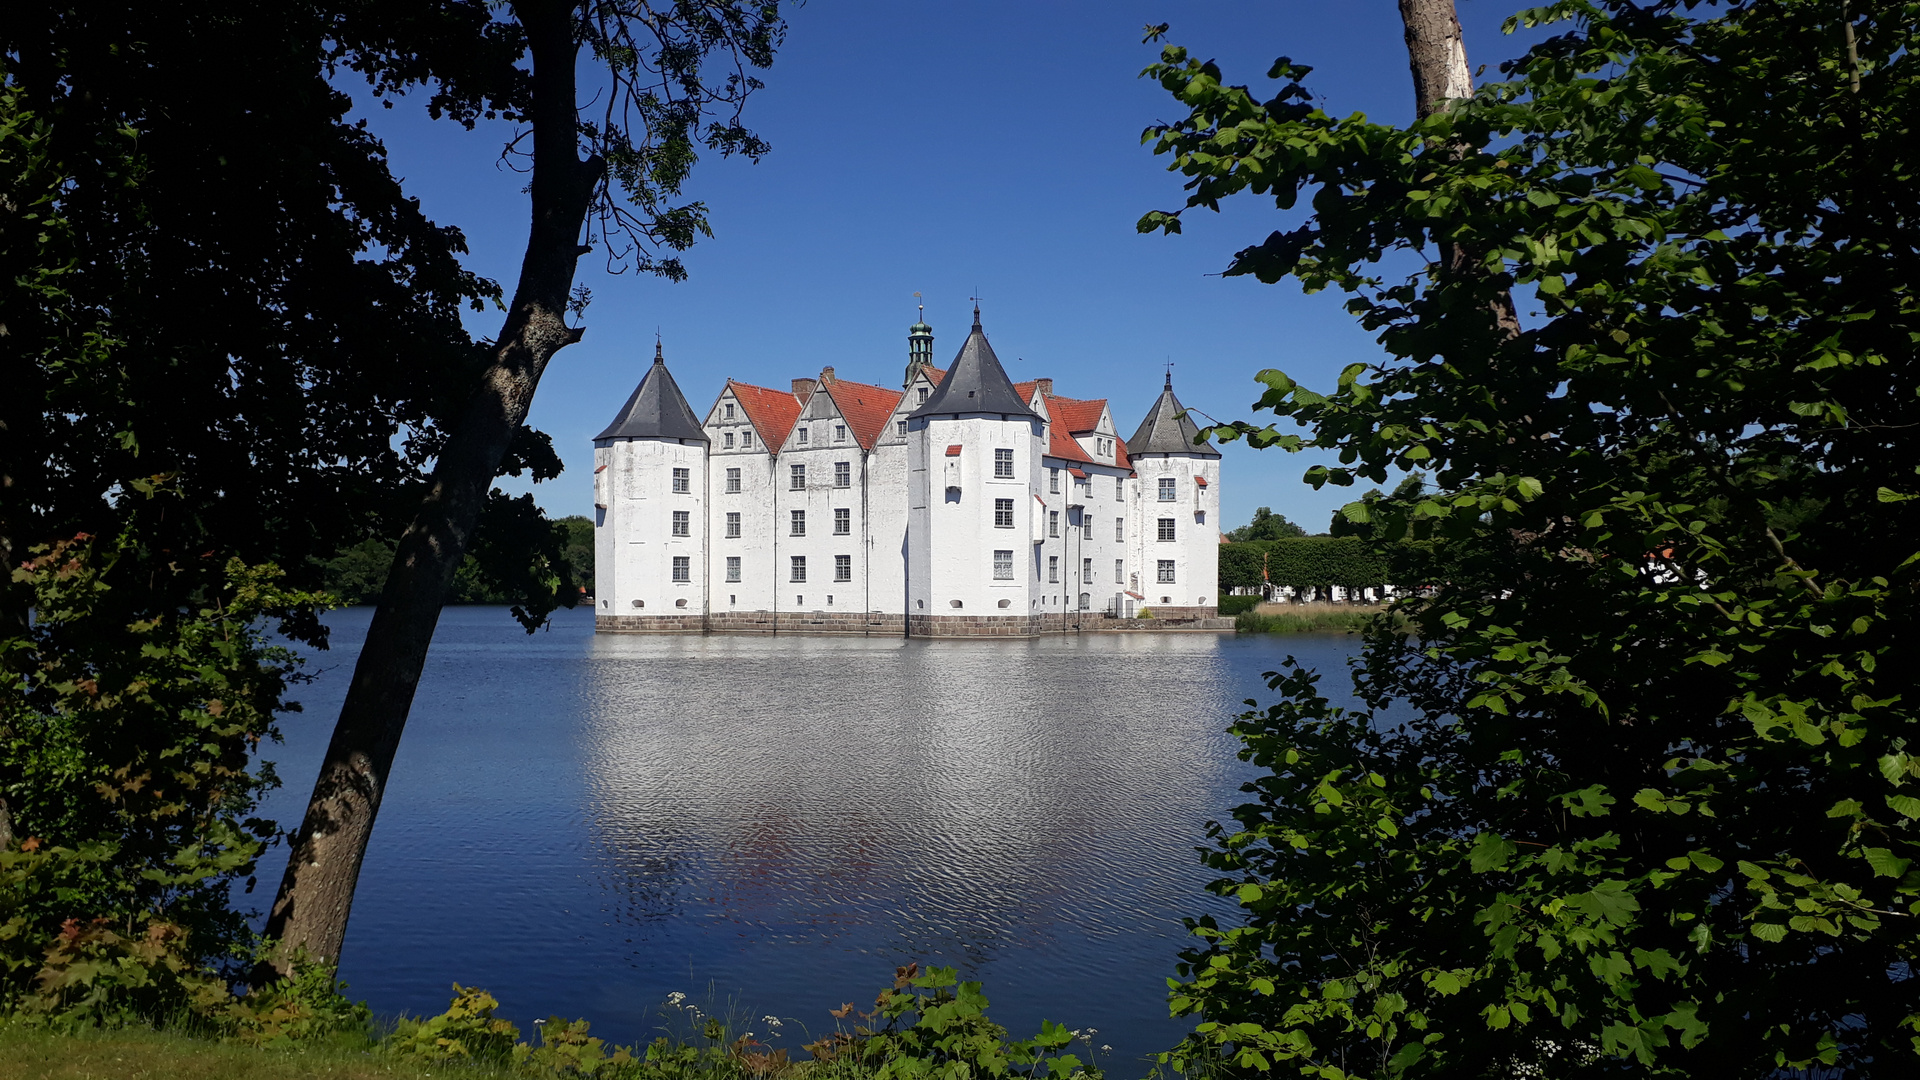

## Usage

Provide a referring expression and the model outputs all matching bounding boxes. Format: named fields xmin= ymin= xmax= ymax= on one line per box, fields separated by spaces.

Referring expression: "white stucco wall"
xmin=1127 ymin=453 xmax=1220 ymax=608
xmin=592 ymin=436 xmax=707 ymax=616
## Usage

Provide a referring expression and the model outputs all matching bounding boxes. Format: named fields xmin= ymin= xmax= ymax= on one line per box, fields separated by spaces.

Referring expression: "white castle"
xmin=591 ymin=307 xmax=1223 ymax=636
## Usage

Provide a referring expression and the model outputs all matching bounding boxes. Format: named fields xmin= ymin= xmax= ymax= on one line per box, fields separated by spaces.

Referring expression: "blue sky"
xmin=353 ymin=1 xmax=1546 ymax=533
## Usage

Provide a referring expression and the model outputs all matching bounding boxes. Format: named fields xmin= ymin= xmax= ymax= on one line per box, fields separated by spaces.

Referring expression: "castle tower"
xmin=1125 ymin=371 xmax=1222 ymax=617
xmin=592 ymin=342 xmax=711 ymax=629
xmin=905 ymin=305 xmax=1042 ymax=635
xmin=903 ymin=304 xmax=935 ymax=388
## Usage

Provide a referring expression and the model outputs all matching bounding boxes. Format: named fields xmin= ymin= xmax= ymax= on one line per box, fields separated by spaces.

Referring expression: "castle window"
xmin=994 ymin=498 xmax=1014 ymax=528
xmin=918 ymin=387 xmax=929 ymax=404
xmin=790 ymin=556 xmax=806 ymax=583
xmin=896 ymin=420 xmax=907 ymax=437
xmin=742 ymin=429 xmax=754 ymax=448
xmin=726 ymin=556 xmax=741 ymax=582
xmin=1158 ymin=518 xmax=1176 ymax=542
xmin=1115 ymin=517 xmax=1124 ymax=542
xmin=790 ymin=463 xmax=805 ymax=490
xmin=835 ymin=461 xmax=851 ymax=487
xmin=1115 ymin=558 xmax=1124 ymax=583
xmin=790 ymin=510 xmax=806 ymax=537
xmin=994 ymin=448 xmax=1014 ymax=478
xmin=1116 ymin=477 xmax=1124 ymax=499
xmin=1049 ymin=511 xmax=1059 ymax=538
xmin=798 ymin=427 xmax=810 ymax=446
xmin=1157 ymin=560 xmax=1176 ymax=583
xmin=672 ymin=556 xmax=690 ymax=583
xmin=723 ymin=432 xmax=734 ymax=449
xmin=1195 ymin=510 xmax=1206 ymax=525
xmin=1082 ymin=558 xmax=1093 ymax=584
xmin=1048 ymin=555 xmax=1059 ymax=583
xmin=834 ymin=508 xmax=850 ymax=535
xmin=1049 ymin=468 xmax=1060 ymax=494
xmin=834 ymin=424 xmax=847 ymax=442
xmin=725 ymin=512 xmax=741 ymax=538
xmin=1158 ymin=477 xmax=1176 ymax=502
xmin=994 ymin=550 xmax=1014 ymax=580
xmin=672 ymin=511 xmax=689 ymax=537
xmin=835 ymin=554 xmax=852 ymax=581
xmin=725 ymin=468 xmax=741 ymax=493
xmin=724 ymin=403 xmax=735 ymax=420
xmin=672 ymin=468 xmax=690 ymax=494
xmin=1082 ymin=515 xmax=1093 ymax=540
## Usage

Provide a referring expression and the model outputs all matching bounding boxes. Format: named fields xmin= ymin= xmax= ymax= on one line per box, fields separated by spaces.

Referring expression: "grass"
xmin=1234 ymin=602 xmax=1394 ymax=635
xmin=0 ymin=1024 xmax=495 ymax=1080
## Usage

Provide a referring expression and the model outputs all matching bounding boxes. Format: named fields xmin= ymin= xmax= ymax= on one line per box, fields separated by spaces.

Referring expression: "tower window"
xmin=1115 ymin=476 xmax=1124 ymax=499
xmin=672 ymin=468 xmax=690 ymax=494
xmin=1049 ymin=468 xmax=1060 ymax=494
xmin=1049 ymin=510 xmax=1059 ymax=538
xmin=1157 ymin=560 xmax=1176 ymax=583
xmin=1048 ymin=555 xmax=1059 ymax=583
xmin=994 ymin=448 xmax=1014 ymax=478
xmin=994 ymin=498 xmax=1014 ymax=528
xmin=726 ymin=556 xmax=741 ymax=582
xmin=725 ymin=468 xmax=741 ymax=493
xmin=994 ymin=550 xmax=1014 ymax=580
xmin=1115 ymin=558 xmax=1124 ymax=584
xmin=835 ymin=507 xmax=851 ymax=535
xmin=725 ymin=512 xmax=741 ymax=538
xmin=1158 ymin=518 xmax=1176 ymax=542
xmin=671 ymin=511 xmax=689 ymax=537
xmin=790 ymin=556 xmax=806 ymax=583
xmin=835 ymin=461 xmax=851 ymax=487
xmin=1195 ymin=510 xmax=1206 ymax=525
xmin=1082 ymin=558 xmax=1093 ymax=584
xmin=835 ymin=554 xmax=852 ymax=582
xmin=790 ymin=510 xmax=806 ymax=537
xmin=1115 ymin=517 xmax=1124 ymax=542
xmin=1082 ymin=515 xmax=1093 ymax=540
xmin=742 ymin=430 xmax=754 ymax=448
xmin=790 ymin=463 xmax=805 ymax=490
xmin=672 ymin=556 xmax=690 ymax=583
xmin=1158 ymin=477 xmax=1176 ymax=502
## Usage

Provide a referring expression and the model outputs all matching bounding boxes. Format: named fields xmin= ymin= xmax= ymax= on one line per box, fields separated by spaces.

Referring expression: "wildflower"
xmin=667 ymin=992 xmax=687 ymax=1007
xmin=1101 ymin=1045 xmax=1112 ymax=1053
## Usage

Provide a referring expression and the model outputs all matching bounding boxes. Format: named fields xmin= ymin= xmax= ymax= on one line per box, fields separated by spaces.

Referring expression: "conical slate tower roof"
xmin=1126 ymin=374 xmax=1220 ymax=458
xmin=907 ymin=307 xmax=1037 ymax=420
xmin=594 ymin=343 xmax=709 ymax=443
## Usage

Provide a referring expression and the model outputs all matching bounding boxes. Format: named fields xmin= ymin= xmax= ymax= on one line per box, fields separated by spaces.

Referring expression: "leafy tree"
xmin=1226 ymin=507 xmax=1308 ymax=542
xmin=1142 ymin=0 xmax=1920 ymax=1074
xmin=266 ymin=0 xmax=785 ymax=973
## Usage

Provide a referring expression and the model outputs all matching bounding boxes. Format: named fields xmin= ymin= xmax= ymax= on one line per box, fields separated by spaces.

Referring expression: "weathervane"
xmin=1165 ymin=357 xmax=1174 ymax=390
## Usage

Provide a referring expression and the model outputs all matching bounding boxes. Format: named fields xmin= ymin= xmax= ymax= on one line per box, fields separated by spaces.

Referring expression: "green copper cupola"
xmin=904 ymin=296 xmax=935 ymax=388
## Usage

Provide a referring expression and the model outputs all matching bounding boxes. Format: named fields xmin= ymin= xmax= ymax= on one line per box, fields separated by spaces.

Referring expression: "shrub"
xmin=1217 ymin=595 xmax=1260 ymax=616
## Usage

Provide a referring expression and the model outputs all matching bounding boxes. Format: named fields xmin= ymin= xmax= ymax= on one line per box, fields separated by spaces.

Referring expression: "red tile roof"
xmin=1047 ymin=395 xmax=1107 ymax=434
xmin=728 ymin=380 xmax=802 ymax=452
xmin=945 ymin=444 xmax=963 ymax=456
xmin=925 ymin=366 xmax=946 ymax=386
xmin=1046 ymin=421 xmax=1096 ymax=465
xmin=824 ymin=378 xmax=905 ymax=450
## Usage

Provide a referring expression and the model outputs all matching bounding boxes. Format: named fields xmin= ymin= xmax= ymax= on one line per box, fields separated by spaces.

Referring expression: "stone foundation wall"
xmin=709 ymin=611 xmax=904 ymax=634
xmin=597 ymin=609 xmax=1231 ymax=636
xmin=1139 ymin=605 xmax=1219 ymax=623
xmin=595 ymin=614 xmax=707 ymax=634
xmin=906 ymin=614 xmax=1035 ymax=638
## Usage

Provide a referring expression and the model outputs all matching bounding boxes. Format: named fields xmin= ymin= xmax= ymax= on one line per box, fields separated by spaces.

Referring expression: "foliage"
xmin=218 ymin=956 xmax=374 ymax=1049
xmin=805 ymin=965 xmax=1097 ymax=1080
xmin=323 ymin=516 xmax=591 ymax=607
xmin=0 ymin=528 xmax=322 ymax=1000
xmin=1233 ymin=607 xmax=1389 ymax=636
xmin=1217 ymin=538 xmax=1390 ymax=594
xmin=385 ymin=984 xmax=523 ymax=1065
xmin=1216 ymin=595 xmax=1262 ymax=617
xmin=1224 ymin=507 xmax=1307 ymax=542
xmin=1142 ymin=0 xmax=1920 ymax=1074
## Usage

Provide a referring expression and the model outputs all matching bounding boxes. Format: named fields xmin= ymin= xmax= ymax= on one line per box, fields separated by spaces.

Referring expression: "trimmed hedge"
xmin=1217 ymin=594 xmax=1261 ymax=616
xmin=1218 ymin=537 xmax=1390 ymax=593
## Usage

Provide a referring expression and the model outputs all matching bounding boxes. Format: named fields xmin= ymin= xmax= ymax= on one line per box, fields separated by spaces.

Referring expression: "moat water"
xmin=250 ymin=607 xmax=1367 ymax=1071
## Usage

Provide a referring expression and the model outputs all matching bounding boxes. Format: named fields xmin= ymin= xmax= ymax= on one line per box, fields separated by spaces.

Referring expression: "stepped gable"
xmin=727 ymin=379 xmax=804 ymax=451
xmin=595 ymin=343 xmax=708 ymax=443
xmin=1126 ymin=375 xmax=1220 ymax=458
xmin=907 ymin=308 xmax=1036 ymax=420
xmin=824 ymin=378 xmax=906 ymax=449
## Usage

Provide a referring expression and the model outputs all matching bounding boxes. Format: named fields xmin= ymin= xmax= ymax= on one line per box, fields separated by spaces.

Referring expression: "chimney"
xmin=819 ymin=366 xmax=837 ymax=385
xmin=791 ymin=377 xmax=818 ymax=401
xmin=1035 ymin=377 xmax=1053 ymax=397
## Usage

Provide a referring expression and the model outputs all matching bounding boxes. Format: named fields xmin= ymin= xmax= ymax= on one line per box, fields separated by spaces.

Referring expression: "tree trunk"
xmin=261 ymin=0 xmax=602 ymax=974
xmin=1397 ymin=0 xmax=1473 ymax=119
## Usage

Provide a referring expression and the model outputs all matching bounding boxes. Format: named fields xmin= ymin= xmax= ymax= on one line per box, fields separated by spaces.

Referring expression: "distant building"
xmin=592 ymin=308 xmax=1221 ymax=636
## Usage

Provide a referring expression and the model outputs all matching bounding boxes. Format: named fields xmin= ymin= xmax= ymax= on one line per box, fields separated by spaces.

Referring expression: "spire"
xmin=909 ymin=309 xmax=1036 ymax=420
xmin=1126 ymin=373 xmax=1219 ymax=458
xmin=594 ymin=343 xmax=709 ymax=443
xmin=904 ymin=293 xmax=935 ymax=388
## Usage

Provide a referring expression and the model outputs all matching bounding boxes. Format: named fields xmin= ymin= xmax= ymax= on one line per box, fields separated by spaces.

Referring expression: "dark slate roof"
xmin=593 ymin=343 xmax=709 ymax=443
xmin=907 ymin=309 xmax=1037 ymax=420
xmin=1126 ymin=378 xmax=1220 ymax=458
